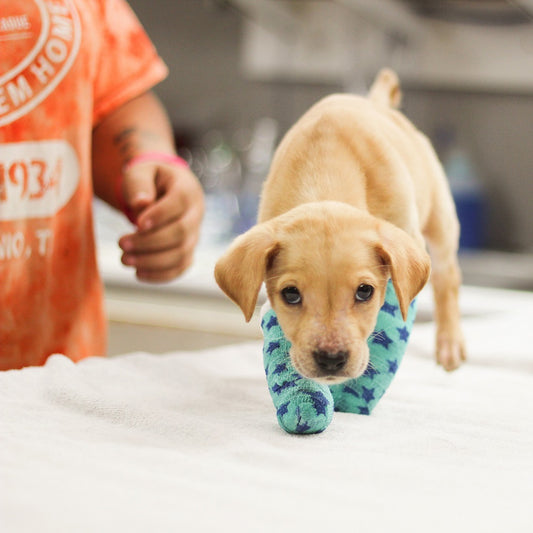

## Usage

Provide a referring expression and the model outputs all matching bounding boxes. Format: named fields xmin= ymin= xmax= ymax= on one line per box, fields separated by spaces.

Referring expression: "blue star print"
xmin=295 ymin=420 xmax=311 ymax=433
xmin=305 ymin=391 xmax=330 ymax=416
xmin=277 ymin=402 xmax=289 ymax=417
xmin=381 ymin=301 xmax=398 ymax=317
xmin=264 ymin=315 xmax=278 ymax=330
xmin=387 ymin=359 xmax=398 ymax=374
xmin=266 ymin=341 xmax=280 ymax=354
xmin=272 ymin=363 xmax=287 ymax=375
xmin=363 ymin=366 xmax=379 ymax=380
xmin=362 ymin=386 xmax=375 ymax=403
xmin=372 ymin=331 xmax=393 ymax=350
xmin=342 ymin=385 xmax=361 ymax=398
xmin=261 ymin=279 xmax=418 ymax=434
xmin=271 ymin=380 xmax=297 ymax=395
xmin=397 ymin=326 xmax=410 ymax=342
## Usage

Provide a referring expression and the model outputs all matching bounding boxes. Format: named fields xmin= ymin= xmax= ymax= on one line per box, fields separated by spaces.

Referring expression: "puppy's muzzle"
xmin=312 ymin=349 xmax=349 ymax=374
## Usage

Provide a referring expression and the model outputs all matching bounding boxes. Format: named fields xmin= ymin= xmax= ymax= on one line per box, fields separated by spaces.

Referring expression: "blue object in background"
xmin=435 ymin=126 xmax=486 ymax=250
xmin=445 ymin=145 xmax=486 ymax=250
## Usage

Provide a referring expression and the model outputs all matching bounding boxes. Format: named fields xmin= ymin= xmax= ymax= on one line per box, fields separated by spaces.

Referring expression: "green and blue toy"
xmin=261 ymin=279 xmax=417 ymax=434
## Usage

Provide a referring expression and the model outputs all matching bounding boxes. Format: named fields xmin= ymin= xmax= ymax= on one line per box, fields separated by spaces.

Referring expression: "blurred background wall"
xmin=98 ymin=0 xmax=533 ymax=352
xmin=126 ymin=0 xmax=533 ymax=252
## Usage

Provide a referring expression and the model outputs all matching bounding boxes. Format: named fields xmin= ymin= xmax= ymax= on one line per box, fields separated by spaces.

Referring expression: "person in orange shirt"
xmin=0 ymin=0 xmax=205 ymax=369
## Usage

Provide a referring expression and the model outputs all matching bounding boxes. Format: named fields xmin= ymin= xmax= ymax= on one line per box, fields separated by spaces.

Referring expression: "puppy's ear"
xmin=376 ymin=222 xmax=431 ymax=321
xmin=214 ymin=223 xmax=279 ymax=322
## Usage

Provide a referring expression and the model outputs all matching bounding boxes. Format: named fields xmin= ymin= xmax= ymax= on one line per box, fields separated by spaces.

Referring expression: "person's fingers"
xmin=135 ymin=165 xmax=202 ymax=232
xmin=117 ymin=161 xmax=204 ymax=282
xmin=122 ymin=238 xmax=197 ymax=282
xmin=121 ymin=162 xmax=158 ymax=222
xmin=118 ymin=218 xmax=187 ymax=254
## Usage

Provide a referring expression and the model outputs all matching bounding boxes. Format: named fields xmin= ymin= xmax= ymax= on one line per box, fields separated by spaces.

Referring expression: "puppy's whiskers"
xmin=365 ymin=359 xmax=377 ymax=373
xmin=369 ymin=330 xmax=386 ymax=342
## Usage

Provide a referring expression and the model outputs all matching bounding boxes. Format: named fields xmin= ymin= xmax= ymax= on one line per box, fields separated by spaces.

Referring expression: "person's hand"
xmin=117 ymin=158 xmax=204 ymax=282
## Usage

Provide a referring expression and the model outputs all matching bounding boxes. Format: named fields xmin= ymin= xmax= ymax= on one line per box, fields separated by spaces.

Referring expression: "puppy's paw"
xmin=436 ymin=336 xmax=466 ymax=372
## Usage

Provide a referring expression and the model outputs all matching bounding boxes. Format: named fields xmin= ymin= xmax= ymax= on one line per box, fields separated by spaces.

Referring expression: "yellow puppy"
xmin=215 ymin=69 xmax=465 ymax=382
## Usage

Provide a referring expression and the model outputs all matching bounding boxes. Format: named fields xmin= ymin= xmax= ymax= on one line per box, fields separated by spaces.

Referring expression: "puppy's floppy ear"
xmin=376 ymin=222 xmax=431 ymax=321
xmin=214 ymin=223 xmax=279 ymax=322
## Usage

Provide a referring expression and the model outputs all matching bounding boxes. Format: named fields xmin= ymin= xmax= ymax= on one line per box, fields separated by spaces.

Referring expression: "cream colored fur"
xmin=215 ymin=69 xmax=465 ymax=382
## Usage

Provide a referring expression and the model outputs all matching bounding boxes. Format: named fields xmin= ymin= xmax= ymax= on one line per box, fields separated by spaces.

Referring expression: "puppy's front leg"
xmin=431 ymin=257 xmax=466 ymax=371
xmin=424 ymin=172 xmax=466 ymax=371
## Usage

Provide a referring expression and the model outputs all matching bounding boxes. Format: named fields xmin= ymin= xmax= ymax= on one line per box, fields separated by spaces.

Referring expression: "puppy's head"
xmin=215 ymin=202 xmax=430 ymax=383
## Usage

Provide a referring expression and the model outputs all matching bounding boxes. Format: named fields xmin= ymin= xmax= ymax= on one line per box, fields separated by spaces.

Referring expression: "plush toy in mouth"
xmin=261 ymin=279 xmax=417 ymax=434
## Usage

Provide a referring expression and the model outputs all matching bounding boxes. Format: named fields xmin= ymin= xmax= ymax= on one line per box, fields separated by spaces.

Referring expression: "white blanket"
xmin=2 ymin=289 xmax=533 ymax=533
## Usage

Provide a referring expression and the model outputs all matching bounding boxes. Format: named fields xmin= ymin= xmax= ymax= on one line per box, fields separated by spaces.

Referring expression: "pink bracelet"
xmin=116 ymin=152 xmax=189 ymax=223
xmin=123 ymin=151 xmax=189 ymax=171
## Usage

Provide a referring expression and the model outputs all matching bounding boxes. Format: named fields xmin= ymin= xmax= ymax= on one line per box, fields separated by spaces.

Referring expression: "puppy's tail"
xmin=369 ymin=68 xmax=402 ymax=109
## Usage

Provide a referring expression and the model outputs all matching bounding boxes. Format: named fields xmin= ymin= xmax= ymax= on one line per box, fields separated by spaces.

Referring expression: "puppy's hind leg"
xmin=424 ymin=191 xmax=466 ymax=371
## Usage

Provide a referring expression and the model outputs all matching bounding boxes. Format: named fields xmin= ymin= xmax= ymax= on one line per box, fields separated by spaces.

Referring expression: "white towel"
xmin=1 ymin=307 xmax=533 ymax=532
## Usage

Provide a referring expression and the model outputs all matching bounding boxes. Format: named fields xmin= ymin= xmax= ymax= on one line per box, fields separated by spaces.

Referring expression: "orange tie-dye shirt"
xmin=0 ymin=0 xmax=168 ymax=369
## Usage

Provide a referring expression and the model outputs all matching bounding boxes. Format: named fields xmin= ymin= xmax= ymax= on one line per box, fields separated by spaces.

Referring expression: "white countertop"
xmin=95 ymin=199 xmax=533 ymax=337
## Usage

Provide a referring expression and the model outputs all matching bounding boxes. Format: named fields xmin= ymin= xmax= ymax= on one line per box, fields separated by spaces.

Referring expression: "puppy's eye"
xmin=355 ymin=284 xmax=374 ymax=302
xmin=281 ymin=286 xmax=302 ymax=305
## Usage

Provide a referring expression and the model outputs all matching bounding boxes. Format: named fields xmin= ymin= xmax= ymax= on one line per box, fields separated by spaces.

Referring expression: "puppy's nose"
xmin=312 ymin=349 xmax=348 ymax=373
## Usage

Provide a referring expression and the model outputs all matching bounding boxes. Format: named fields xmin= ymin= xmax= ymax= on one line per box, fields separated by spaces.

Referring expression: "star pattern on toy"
xmin=362 ymin=386 xmax=375 ymax=403
xmin=372 ymin=330 xmax=393 ymax=349
xmin=266 ymin=341 xmax=280 ymax=355
xmin=263 ymin=314 xmax=278 ymax=331
xmin=277 ymin=402 xmax=289 ymax=417
xmin=305 ymin=391 xmax=330 ymax=416
xmin=272 ymin=363 xmax=287 ymax=375
xmin=397 ymin=326 xmax=410 ymax=342
xmin=295 ymin=420 xmax=311 ymax=433
xmin=387 ymin=359 xmax=399 ymax=374
xmin=271 ymin=379 xmax=297 ymax=395
xmin=363 ymin=366 xmax=379 ymax=380
xmin=261 ymin=280 xmax=417 ymax=434
xmin=342 ymin=385 xmax=361 ymax=398
xmin=381 ymin=301 xmax=398 ymax=317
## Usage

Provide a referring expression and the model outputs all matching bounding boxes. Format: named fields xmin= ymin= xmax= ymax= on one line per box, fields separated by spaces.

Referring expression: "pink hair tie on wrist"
xmin=116 ymin=152 xmax=189 ymax=224
xmin=123 ymin=151 xmax=189 ymax=171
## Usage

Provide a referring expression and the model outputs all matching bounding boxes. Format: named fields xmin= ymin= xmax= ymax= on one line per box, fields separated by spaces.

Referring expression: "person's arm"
xmin=92 ymin=91 xmax=205 ymax=282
